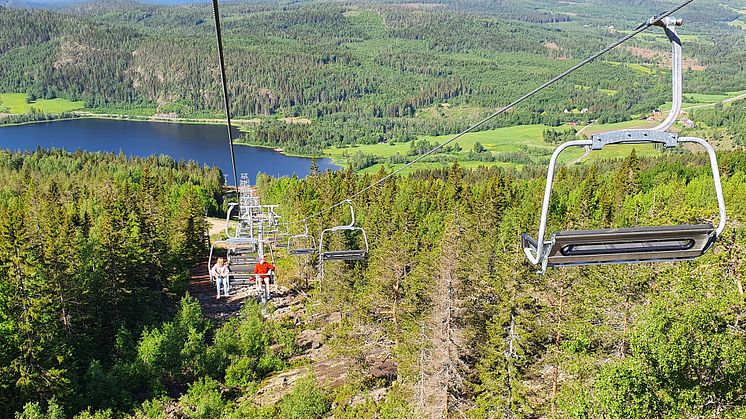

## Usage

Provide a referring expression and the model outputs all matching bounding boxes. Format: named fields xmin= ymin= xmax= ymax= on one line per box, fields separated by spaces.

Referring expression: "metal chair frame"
xmin=521 ymin=18 xmax=726 ymax=273
xmin=287 ymin=221 xmax=317 ymax=256
xmin=318 ymin=200 xmax=369 ymax=278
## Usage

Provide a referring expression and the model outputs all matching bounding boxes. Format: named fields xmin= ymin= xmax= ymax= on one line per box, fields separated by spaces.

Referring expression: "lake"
xmin=0 ymin=118 xmax=337 ymax=182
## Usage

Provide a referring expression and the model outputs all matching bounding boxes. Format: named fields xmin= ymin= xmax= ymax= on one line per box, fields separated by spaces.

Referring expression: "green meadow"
xmin=358 ymin=161 xmax=521 ymax=175
xmin=0 ymin=93 xmax=84 ymax=114
xmin=659 ymin=90 xmax=746 ymax=111
xmin=325 ymin=121 xmax=667 ymax=172
xmin=325 ymin=124 xmax=579 ymax=160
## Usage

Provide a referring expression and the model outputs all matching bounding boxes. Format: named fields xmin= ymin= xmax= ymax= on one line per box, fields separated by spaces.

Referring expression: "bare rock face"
xmin=324 ymin=311 xmax=342 ymax=324
xmin=297 ymin=329 xmax=322 ymax=350
xmin=253 ymin=367 xmax=309 ymax=406
xmin=269 ymin=289 xmax=307 ymax=323
xmin=365 ymin=348 xmax=398 ymax=380
xmin=311 ymin=356 xmax=353 ymax=389
xmin=253 ymin=357 xmax=354 ymax=407
xmin=350 ymin=387 xmax=389 ymax=407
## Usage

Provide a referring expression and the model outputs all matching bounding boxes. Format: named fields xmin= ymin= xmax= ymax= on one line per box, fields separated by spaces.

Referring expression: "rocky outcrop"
xmin=366 ymin=348 xmax=398 ymax=381
xmin=297 ymin=329 xmax=322 ymax=350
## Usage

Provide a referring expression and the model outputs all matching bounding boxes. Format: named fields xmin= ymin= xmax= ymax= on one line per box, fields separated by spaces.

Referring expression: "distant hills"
xmin=1 ymin=0 xmax=211 ymax=8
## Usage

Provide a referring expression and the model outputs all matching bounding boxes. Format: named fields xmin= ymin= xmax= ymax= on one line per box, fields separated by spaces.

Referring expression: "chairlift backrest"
xmin=318 ymin=200 xmax=369 ymax=264
xmin=288 ymin=221 xmax=317 ymax=255
xmin=521 ymin=18 xmax=726 ymax=274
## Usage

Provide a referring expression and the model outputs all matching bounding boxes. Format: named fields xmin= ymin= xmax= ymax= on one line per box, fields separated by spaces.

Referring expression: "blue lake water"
xmin=0 ymin=118 xmax=337 ymax=183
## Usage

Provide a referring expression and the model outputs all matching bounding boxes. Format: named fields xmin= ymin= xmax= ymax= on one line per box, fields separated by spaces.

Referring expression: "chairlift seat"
xmin=523 ymin=223 xmax=715 ymax=267
xmin=287 ymin=230 xmax=317 ymax=256
xmin=318 ymin=201 xmax=370 ymax=275
xmin=229 ymin=256 xmax=258 ymax=264
xmin=519 ymin=21 xmax=727 ymax=274
xmin=321 ymin=250 xmax=368 ymax=261
xmin=229 ymin=264 xmax=255 ymax=274
xmin=289 ymin=248 xmax=315 ymax=256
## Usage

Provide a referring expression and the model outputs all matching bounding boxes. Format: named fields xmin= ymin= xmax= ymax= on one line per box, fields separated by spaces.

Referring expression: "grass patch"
xmin=583 ymin=119 xmax=657 ymax=135
xmin=416 ymin=104 xmax=488 ymax=120
xmin=604 ymin=61 xmax=655 ymax=75
xmin=626 ymin=63 xmax=655 ymax=75
xmin=326 ymin=124 xmax=586 ymax=170
xmin=327 ymin=124 xmax=565 ymax=158
xmin=358 ymin=161 xmax=522 ymax=175
xmin=660 ymin=90 xmax=746 ymax=111
xmin=0 ymin=93 xmax=84 ymax=114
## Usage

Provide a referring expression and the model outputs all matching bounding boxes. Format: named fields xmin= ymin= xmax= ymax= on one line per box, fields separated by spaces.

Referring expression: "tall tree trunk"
xmin=551 ymin=290 xmax=565 ymax=417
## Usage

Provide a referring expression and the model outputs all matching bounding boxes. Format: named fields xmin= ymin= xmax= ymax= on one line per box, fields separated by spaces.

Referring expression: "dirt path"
xmin=576 ymin=122 xmax=593 ymax=137
xmin=723 ymin=92 xmax=746 ymax=104
xmin=206 ymin=217 xmax=225 ymax=239
xmin=188 ymin=258 xmax=252 ymax=319
xmin=188 ymin=257 xmax=302 ymax=320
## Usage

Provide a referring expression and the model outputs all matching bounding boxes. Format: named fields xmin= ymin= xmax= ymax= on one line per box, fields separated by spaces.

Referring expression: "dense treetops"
xmin=257 ymin=148 xmax=746 ymax=416
xmin=1 ymin=145 xmax=746 ymax=417
xmin=2 ymin=0 xmax=746 ymax=416
xmin=0 ymin=149 xmax=221 ymax=416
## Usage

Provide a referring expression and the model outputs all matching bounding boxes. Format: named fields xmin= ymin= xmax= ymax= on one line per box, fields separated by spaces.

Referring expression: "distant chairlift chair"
xmin=273 ymin=226 xmax=291 ymax=249
xmin=521 ymin=17 xmax=726 ymax=274
xmin=318 ymin=200 xmax=369 ymax=278
xmin=287 ymin=221 xmax=317 ymax=256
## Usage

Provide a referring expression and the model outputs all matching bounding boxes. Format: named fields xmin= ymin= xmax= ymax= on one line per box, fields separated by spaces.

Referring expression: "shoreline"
xmin=0 ymin=113 xmax=335 ymax=162
xmin=0 ymin=112 xmax=262 ymax=128
xmin=233 ymin=141 xmax=328 ymax=160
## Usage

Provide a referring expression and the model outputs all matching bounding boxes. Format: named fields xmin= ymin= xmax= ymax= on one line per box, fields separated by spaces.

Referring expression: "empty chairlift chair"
xmin=273 ymin=226 xmax=291 ymax=249
xmin=521 ymin=18 xmax=726 ymax=274
xmin=319 ymin=200 xmax=369 ymax=263
xmin=287 ymin=221 xmax=317 ymax=256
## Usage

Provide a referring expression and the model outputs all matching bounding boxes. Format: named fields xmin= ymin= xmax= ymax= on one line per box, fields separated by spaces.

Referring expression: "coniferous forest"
xmin=1 ymin=147 xmax=745 ymax=417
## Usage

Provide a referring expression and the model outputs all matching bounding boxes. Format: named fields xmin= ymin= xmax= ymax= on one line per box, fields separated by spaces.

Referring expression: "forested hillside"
xmin=2 ymin=1 xmax=746 ymax=416
xmin=257 ymin=151 xmax=746 ymax=417
xmin=2 ymin=0 xmax=746 ymax=155
xmin=3 ymin=148 xmax=745 ymax=418
xmin=0 ymin=150 xmax=222 ymax=417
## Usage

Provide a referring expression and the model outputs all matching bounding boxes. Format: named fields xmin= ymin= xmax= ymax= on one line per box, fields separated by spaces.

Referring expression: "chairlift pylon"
xmin=521 ymin=18 xmax=726 ymax=274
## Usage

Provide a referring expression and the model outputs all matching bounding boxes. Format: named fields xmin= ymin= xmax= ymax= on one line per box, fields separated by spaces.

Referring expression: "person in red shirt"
xmin=254 ymin=255 xmax=275 ymax=298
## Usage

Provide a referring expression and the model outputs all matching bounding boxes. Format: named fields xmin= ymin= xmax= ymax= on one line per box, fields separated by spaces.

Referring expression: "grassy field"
xmin=326 ymin=121 xmax=667 ymax=172
xmin=603 ymin=61 xmax=656 ymax=75
xmin=0 ymin=93 xmax=84 ymax=114
xmin=358 ymin=161 xmax=521 ymax=175
xmin=583 ymin=119 xmax=657 ymax=135
xmin=659 ymin=90 xmax=746 ymax=111
xmin=326 ymin=124 xmax=584 ymax=161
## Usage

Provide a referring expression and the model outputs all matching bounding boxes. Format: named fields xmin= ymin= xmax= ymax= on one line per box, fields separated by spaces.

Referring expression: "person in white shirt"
xmin=211 ymin=257 xmax=230 ymax=299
